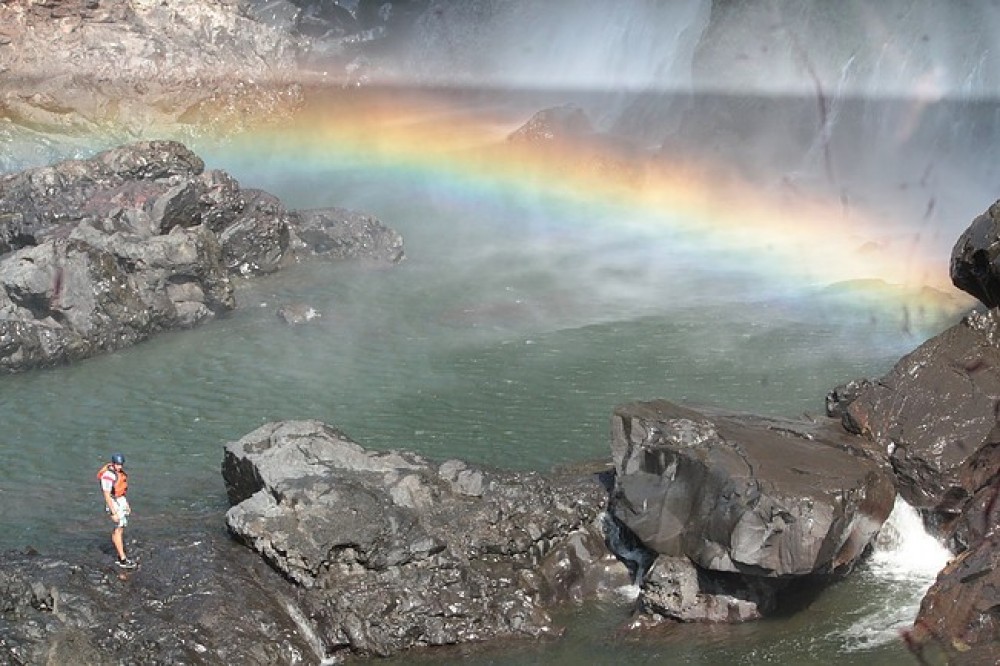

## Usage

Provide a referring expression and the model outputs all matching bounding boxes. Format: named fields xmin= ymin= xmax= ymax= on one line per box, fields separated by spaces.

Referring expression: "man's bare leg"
xmin=112 ymin=526 xmax=126 ymax=561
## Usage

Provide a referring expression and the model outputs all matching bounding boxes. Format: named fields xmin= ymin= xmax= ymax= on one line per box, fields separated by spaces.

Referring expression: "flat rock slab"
xmin=610 ymin=400 xmax=895 ymax=577
xmin=0 ymin=514 xmax=321 ymax=666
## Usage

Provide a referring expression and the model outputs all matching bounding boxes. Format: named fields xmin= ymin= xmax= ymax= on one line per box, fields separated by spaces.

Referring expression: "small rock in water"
xmin=276 ymin=303 xmax=322 ymax=325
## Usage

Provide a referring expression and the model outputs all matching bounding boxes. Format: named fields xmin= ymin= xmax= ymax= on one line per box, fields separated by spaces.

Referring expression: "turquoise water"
xmin=0 ymin=99 xmax=959 ymax=664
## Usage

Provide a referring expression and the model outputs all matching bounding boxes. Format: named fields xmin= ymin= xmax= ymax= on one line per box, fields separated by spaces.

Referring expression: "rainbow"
xmin=213 ymin=87 xmax=974 ymax=324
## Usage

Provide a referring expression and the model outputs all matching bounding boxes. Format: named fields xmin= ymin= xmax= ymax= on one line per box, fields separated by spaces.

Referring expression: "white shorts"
xmin=107 ymin=496 xmax=130 ymax=528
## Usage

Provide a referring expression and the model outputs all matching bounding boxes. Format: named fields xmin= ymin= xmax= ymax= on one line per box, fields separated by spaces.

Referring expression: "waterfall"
xmin=869 ymin=496 xmax=953 ymax=579
xmin=394 ymin=1 xmax=1000 ymax=100
xmin=837 ymin=496 xmax=952 ymax=651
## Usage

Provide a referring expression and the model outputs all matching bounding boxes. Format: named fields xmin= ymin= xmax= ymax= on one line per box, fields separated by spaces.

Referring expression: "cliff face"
xmin=0 ymin=0 xmax=305 ymax=141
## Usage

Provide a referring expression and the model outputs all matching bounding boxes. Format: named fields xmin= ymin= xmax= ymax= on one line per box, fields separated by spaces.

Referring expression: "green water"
xmin=0 ymin=128 xmax=953 ymax=664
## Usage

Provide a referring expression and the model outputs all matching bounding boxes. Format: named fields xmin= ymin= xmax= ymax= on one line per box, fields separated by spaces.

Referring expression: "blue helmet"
xmin=111 ymin=453 xmax=125 ymax=465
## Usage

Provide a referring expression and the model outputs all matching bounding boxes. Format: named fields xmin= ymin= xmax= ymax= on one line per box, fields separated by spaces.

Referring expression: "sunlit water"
xmin=0 ymin=88 xmax=965 ymax=664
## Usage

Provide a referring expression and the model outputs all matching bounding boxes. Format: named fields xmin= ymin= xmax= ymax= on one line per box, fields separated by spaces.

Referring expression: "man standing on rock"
xmin=97 ymin=453 xmax=137 ymax=569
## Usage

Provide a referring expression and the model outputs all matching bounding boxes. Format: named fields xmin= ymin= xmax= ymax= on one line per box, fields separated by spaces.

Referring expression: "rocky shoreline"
xmin=0 ymin=140 xmax=403 ymax=373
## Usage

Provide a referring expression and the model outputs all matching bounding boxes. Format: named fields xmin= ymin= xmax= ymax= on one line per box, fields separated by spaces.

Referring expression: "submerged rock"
xmin=276 ymin=302 xmax=321 ymax=325
xmin=222 ymin=420 xmax=627 ymax=659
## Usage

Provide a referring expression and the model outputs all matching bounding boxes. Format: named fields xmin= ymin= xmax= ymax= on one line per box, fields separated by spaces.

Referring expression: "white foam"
xmin=838 ymin=496 xmax=953 ymax=652
xmin=869 ymin=496 xmax=953 ymax=580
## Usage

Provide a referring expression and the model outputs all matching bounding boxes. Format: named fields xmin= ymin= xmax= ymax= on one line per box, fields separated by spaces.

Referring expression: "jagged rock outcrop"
xmin=222 ymin=419 xmax=630 ymax=659
xmin=835 ymin=308 xmax=1000 ymax=540
xmin=0 ymin=140 xmax=405 ymax=373
xmin=907 ymin=531 xmax=1000 ymax=666
xmin=289 ymin=207 xmax=405 ymax=264
xmin=950 ymin=199 xmax=1000 ymax=308
xmin=609 ymin=400 xmax=896 ymax=622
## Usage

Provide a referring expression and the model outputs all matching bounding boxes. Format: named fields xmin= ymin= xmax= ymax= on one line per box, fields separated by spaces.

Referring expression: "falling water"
xmin=834 ymin=497 xmax=953 ymax=652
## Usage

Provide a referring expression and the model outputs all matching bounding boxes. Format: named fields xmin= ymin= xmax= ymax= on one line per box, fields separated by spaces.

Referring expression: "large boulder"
xmin=0 ymin=141 xmax=237 ymax=372
xmin=608 ymin=400 xmax=895 ymax=624
xmin=610 ymin=400 xmax=895 ymax=579
xmin=837 ymin=308 xmax=1000 ymax=540
xmin=950 ymin=199 xmax=1000 ymax=308
xmin=222 ymin=420 xmax=628 ymax=659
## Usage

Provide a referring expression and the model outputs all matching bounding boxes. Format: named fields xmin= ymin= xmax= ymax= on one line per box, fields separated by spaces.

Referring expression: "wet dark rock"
xmin=633 ymin=555 xmax=781 ymax=623
xmin=907 ymin=531 xmax=1000 ymax=666
xmin=217 ymin=188 xmax=293 ymax=277
xmin=825 ymin=377 xmax=875 ymax=421
xmin=289 ymin=207 xmax=405 ymax=264
xmin=839 ymin=309 xmax=1000 ymax=534
xmin=0 ymin=141 xmax=404 ymax=373
xmin=950 ymin=199 xmax=1000 ymax=308
xmin=609 ymin=400 xmax=895 ymax=579
xmin=222 ymin=419 xmax=628 ymax=659
xmin=0 ymin=515 xmax=322 ymax=666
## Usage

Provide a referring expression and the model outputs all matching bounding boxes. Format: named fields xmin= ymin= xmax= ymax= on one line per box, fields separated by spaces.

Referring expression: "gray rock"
xmin=276 ymin=302 xmax=321 ymax=325
xmin=289 ymin=207 xmax=405 ymax=265
xmin=507 ymin=105 xmax=594 ymax=143
xmin=218 ymin=189 xmax=292 ymax=277
xmin=0 ymin=141 xmax=405 ymax=373
xmin=610 ymin=400 xmax=896 ymax=578
xmin=0 ymin=515 xmax=323 ymax=666
xmin=0 ymin=0 xmax=305 ymax=139
xmin=222 ymin=419 xmax=624 ymax=658
xmin=634 ymin=555 xmax=778 ymax=623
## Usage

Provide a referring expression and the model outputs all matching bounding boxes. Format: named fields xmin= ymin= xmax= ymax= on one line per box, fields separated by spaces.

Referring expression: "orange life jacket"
xmin=97 ymin=463 xmax=128 ymax=498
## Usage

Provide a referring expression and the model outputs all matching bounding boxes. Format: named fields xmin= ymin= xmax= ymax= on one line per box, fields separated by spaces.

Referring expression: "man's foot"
xmin=117 ymin=558 xmax=137 ymax=569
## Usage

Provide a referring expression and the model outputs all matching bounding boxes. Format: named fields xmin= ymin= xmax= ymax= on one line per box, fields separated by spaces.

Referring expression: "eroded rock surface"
xmin=0 ymin=515 xmax=322 ymax=666
xmin=836 ymin=308 xmax=1000 ymax=537
xmin=222 ymin=419 xmax=629 ymax=659
xmin=0 ymin=140 xmax=404 ymax=373
xmin=908 ymin=531 xmax=1000 ymax=666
